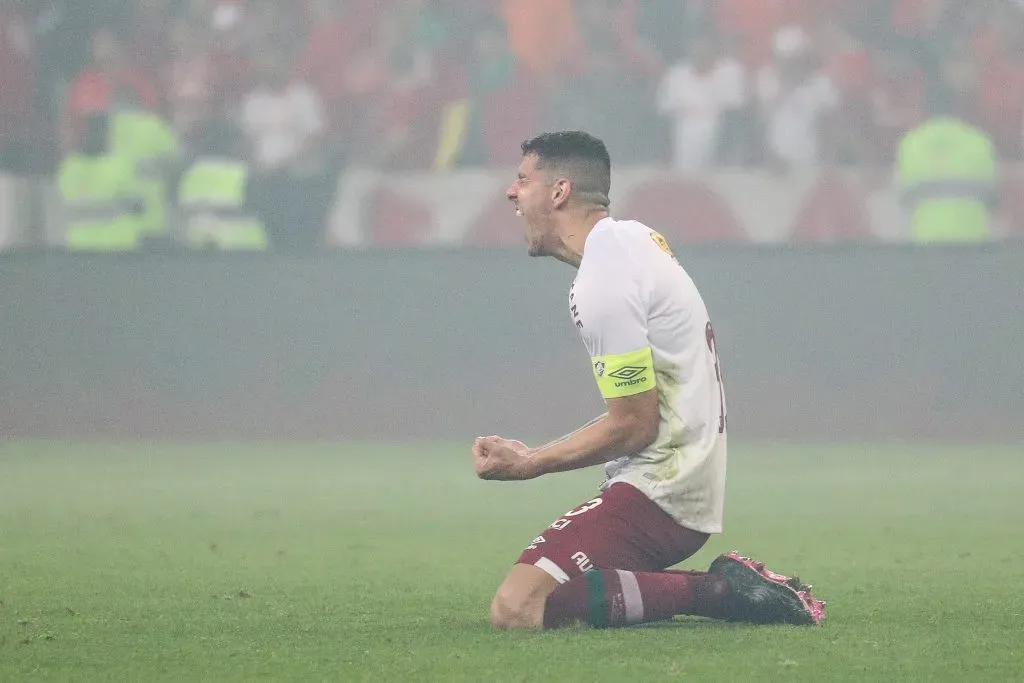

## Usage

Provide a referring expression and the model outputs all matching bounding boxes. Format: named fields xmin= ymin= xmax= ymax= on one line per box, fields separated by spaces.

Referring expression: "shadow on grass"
xmin=470 ymin=616 xmax=759 ymax=634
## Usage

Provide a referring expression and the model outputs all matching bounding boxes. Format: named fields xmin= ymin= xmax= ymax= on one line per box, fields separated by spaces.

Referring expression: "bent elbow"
xmin=618 ymin=415 xmax=659 ymax=454
xmin=637 ymin=420 xmax=660 ymax=451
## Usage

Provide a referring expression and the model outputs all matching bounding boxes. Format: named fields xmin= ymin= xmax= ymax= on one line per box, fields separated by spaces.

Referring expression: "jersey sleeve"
xmin=573 ymin=254 xmax=655 ymax=400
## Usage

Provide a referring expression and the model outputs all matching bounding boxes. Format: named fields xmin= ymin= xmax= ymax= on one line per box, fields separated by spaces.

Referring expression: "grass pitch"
xmin=1 ymin=441 xmax=1022 ymax=682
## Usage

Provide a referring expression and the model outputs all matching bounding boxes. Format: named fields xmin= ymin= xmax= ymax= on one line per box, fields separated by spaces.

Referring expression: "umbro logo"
xmin=607 ymin=366 xmax=646 ymax=380
xmin=607 ymin=366 xmax=649 ymax=388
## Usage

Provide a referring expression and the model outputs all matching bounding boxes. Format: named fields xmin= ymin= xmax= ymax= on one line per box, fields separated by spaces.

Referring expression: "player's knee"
xmin=489 ymin=590 xmax=543 ymax=630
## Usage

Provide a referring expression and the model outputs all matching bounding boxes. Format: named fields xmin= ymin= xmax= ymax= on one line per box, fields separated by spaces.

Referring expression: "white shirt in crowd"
xmin=656 ymin=58 xmax=747 ymax=172
xmin=242 ymin=81 xmax=325 ymax=170
xmin=757 ymin=66 xmax=839 ymax=168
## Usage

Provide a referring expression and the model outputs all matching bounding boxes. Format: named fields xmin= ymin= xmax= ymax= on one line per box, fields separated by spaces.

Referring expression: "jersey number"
xmin=705 ymin=321 xmax=727 ymax=434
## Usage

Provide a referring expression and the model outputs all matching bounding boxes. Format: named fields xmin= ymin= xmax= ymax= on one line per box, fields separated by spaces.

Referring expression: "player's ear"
xmin=552 ymin=178 xmax=571 ymax=208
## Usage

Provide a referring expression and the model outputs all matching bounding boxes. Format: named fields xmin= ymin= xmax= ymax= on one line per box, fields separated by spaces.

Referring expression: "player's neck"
xmin=554 ymin=209 xmax=608 ymax=268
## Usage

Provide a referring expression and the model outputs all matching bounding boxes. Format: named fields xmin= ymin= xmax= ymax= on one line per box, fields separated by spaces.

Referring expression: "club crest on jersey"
xmin=594 ymin=361 xmax=606 ymax=377
xmin=650 ymin=231 xmax=673 ymax=256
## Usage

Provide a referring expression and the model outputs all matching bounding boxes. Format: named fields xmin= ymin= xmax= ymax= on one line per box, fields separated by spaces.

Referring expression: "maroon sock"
xmin=543 ymin=568 xmax=728 ymax=629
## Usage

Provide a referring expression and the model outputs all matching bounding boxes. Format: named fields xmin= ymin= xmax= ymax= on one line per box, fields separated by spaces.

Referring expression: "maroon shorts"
xmin=516 ymin=482 xmax=708 ymax=584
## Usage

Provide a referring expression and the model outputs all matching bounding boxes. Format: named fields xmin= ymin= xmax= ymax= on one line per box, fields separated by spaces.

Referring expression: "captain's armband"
xmin=590 ymin=347 xmax=656 ymax=399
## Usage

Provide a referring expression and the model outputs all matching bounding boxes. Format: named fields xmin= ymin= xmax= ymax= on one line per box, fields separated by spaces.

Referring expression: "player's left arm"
xmin=473 ymin=238 xmax=661 ymax=482
xmin=522 ymin=255 xmax=659 ymax=478
xmin=521 ymin=389 xmax=658 ymax=477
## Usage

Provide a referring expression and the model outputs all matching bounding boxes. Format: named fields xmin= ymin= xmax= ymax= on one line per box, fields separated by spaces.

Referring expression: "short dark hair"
xmin=521 ymin=131 xmax=611 ymax=208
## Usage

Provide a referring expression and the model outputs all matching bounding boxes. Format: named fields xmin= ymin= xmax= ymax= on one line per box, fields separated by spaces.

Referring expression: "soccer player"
xmin=472 ymin=131 xmax=826 ymax=630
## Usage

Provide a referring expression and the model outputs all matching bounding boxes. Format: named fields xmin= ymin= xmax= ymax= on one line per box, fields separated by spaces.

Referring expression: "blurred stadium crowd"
xmin=0 ymin=0 xmax=1021 ymax=247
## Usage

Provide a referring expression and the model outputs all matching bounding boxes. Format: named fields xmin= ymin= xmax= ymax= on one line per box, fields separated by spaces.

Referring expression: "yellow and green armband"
xmin=591 ymin=347 xmax=657 ymax=399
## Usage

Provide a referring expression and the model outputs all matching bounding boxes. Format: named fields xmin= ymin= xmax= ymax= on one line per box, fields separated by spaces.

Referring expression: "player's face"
xmin=506 ymin=154 xmax=557 ymax=257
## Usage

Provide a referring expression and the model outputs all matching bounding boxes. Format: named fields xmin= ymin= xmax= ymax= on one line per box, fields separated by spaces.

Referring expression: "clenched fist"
xmin=472 ymin=435 xmax=538 ymax=480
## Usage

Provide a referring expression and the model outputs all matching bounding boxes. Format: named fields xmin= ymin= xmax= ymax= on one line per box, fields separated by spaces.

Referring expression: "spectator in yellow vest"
xmin=897 ymin=86 xmax=998 ymax=243
xmin=57 ymin=114 xmax=145 ymax=251
xmin=109 ymin=87 xmax=181 ymax=239
xmin=178 ymin=117 xmax=267 ymax=250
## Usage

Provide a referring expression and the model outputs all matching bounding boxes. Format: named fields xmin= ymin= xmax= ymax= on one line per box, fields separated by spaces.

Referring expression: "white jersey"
xmin=570 ymin=217 xmax=727 ymax=533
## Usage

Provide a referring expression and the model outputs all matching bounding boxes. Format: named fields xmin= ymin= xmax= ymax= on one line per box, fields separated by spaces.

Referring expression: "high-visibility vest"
xmin=178 ymin=158 xmax=267 ymax=250
xmin=110 ymin=109 xmax=180 ymax=236
xmin=57 ymin=152 xmax=144 ymax=251
xmin=897 ymin=117 xmax=997 ymax=243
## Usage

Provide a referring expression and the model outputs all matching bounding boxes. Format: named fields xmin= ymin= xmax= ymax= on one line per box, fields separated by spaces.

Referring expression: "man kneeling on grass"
xmin=472 ymin=131 xmax=826 ymax=630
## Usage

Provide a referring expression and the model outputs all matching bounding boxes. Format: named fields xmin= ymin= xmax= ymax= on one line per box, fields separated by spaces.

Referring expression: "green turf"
xmin=1 ymin=441 xmax=1022 ymax=682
